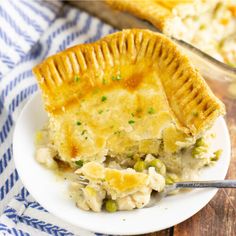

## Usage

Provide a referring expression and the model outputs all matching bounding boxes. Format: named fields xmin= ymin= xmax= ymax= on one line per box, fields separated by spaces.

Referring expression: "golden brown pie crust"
xmin=33 ymin=29 xmax=225 ymax=139
xmin=106 ymin=0 xmax=175 ymax=32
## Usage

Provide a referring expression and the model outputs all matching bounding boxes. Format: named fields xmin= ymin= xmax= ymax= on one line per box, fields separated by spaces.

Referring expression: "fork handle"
xmin=175 ymin=180 xmax=236 ymax=188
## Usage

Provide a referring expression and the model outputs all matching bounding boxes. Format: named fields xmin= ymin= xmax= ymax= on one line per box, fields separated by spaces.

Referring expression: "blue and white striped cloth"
xmin=0 ymin=1 xmax=115 ymax=235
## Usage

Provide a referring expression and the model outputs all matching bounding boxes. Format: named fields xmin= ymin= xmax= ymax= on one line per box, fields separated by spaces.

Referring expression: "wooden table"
xmin=68 ymin=2 xmax=236 ymax=235
xmin=150 ymin=81 xmax=236 ymax=236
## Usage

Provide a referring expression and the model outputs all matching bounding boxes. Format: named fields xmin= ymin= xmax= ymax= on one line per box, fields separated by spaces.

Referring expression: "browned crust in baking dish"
xmin=105 ymin=0 xmax=175 ymax=31
xmin=33 ymin=29 xmax=225 ymax=137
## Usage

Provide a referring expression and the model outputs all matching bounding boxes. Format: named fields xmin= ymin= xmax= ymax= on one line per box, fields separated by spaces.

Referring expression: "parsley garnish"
xmin=76 ymin=121 xmax=82 ymax=126
xmin=148 ymin=107 xmax=155 ymax=114
xmin=112 ymin=74 xmax=121 ymax=81
xmin=114 ymin=130 xmax=121 ymax=135
xmin=81 ymin=130 xmax=87 ymax=135
xmin=75 ymin=160 xmax=83 ymax=167
xmin=128 ymin=120 xmax=135 ymax=124
xmin=102 ymin=78 xmax=106 ymax=84
xmin=98 ymin=109 xmax=103 ymax=114
xmin=101 ymin=96 xmax=107 ymax=102
xmin=192 ymin=111 xmax=199 ymax=117
xmin=74 ymin=76 xmax=80 ymax=82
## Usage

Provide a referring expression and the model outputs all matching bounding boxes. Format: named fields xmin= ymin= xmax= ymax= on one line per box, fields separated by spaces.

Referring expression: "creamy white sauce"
xmin=35 ymin=125 xmax=219 ymax=212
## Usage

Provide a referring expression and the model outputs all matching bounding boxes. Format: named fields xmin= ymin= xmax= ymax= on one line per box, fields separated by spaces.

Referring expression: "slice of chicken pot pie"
xmin=33 ymin=29 xmax=225 ymax=212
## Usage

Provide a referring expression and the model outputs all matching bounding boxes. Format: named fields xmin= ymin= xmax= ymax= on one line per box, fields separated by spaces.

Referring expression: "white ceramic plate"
xmin=13 ymin=92 xmax=231 ymax=235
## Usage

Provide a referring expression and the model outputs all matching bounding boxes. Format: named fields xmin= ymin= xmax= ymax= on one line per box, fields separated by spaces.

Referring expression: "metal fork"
xmin=77 ymin=175 xmax=89 ymax=185
xmin=75 ymin=176 xmax=236 ymax=207
xmin=146 ymin=180 xmax=236 ymax=207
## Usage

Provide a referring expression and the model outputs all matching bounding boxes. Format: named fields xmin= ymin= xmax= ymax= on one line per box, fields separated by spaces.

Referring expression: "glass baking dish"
xmin=68 ymin=0 xmax=236 ymax=98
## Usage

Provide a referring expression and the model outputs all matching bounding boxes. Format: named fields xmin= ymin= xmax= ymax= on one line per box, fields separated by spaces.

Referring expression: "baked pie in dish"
xmin=33 ymin=29 xmax=225 ymax=212
xmin=106 ymin=0 xmax=236 ymax=67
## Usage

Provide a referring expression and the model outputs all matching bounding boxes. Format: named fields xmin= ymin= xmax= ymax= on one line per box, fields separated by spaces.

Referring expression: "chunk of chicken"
xmin=35 ymin=147 xmax=57 ymax=169
xmin=117 ymin=195 xmax=136 ymax=210
xmin=117 ymin=187 xmax=151 ymax=210
xmin=82 ymin=184 xmax=106 ymax=212
xmin=148 ymin=167 xmax=165 ymax=192
xmin=69 ymin=182 xmax=90 ymax=211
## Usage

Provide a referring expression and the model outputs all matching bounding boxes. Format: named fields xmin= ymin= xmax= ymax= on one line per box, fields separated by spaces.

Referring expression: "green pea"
xmin=105 ymin=200 xmax=117 ymax=213
xmin=134 ymin=160 xmax=146 ymax=172
xmin=211 ymin=149 xmax=222 ymax=161
xmin=195 ymin=137 xmax=207 ymax=147
xmin=148 ymin=159 xmax=166 ymax=176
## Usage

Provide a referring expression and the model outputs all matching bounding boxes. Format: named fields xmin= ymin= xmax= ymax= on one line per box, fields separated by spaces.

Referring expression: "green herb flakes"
xmin=114 ymin=130 xmax=121 ymax=135
xmin=192 ymin=111 xmax=199 ymax=117
xmin=81 ymin=130 xmax=87 ymax=135
xmin=101 ymin=96 xmax=107 ymax=102
xmin=112 ymin=74 xmax=121 ymax=81
xmin=76 ymin=121 xmax=82 ymax=126
xmin=74 ymin=76 xmax=80 ymax=82
xmin=75 ymin=160 xmax=83 ymax=167
xmin=98 ymin=109 xmax=103 ymax=114
xmin=148 ymin=107 xmax=155 ymax=114
xmin=128 ymin=120 xmax=135 ymax=124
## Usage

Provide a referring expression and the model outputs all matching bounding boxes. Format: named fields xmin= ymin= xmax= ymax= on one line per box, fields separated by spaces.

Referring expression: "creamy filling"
xmin=35 ymin=125 xmax=221 ymax=212
xmin=165 ymin=1 xmax=236 ymax=67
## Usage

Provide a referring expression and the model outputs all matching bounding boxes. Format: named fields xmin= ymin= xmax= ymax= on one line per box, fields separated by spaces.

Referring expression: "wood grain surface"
xmin=68 ymin=2 xmax=236 ymax=235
